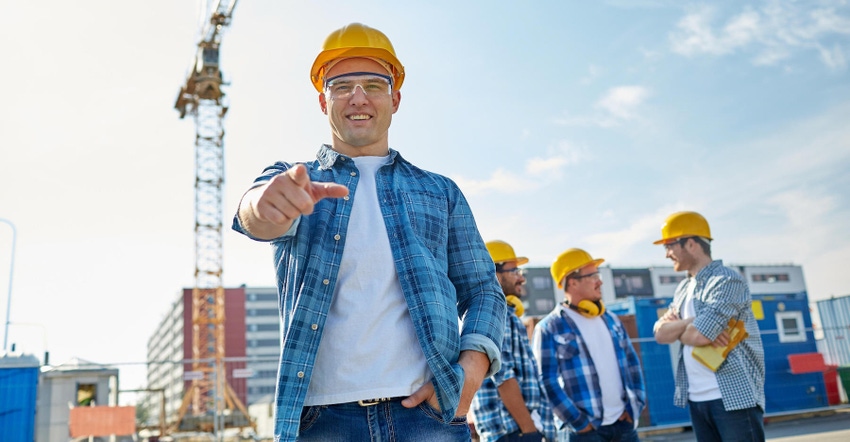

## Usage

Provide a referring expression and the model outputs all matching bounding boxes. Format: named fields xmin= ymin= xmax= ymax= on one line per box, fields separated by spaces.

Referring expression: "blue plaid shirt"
xmin=533 ymin=304 xmax=646 ymax=434
xmin=232 ymin=145 xmax=506 ymax=441
xmin=666 ymin=260 xmax=765 ymax=411
xmin=471 ymin=306 xmax=556 ymax=442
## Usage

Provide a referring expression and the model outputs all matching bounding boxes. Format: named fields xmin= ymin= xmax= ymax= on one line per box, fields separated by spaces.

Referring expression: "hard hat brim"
xmin=493 ymin=257 xmax=528 ymax=266
xmin=653 ymin=235 xmax=712 ymax=245
xmin=556 ymin=258 xmax=605 ymax=289
xmin=311 ymin=47 xmax=405 ymax=92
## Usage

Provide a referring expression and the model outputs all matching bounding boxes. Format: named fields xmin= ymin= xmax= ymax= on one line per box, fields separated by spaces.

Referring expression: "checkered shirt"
xmin=233 ymin=145 xmax=506 ymax=441
xmin=533 ymin=304 xmax=646 ymax=434
xmin=668 ymin=260 xmax=765 ymax=411
xmin=472 ymin=306 xmax=556 ymax=442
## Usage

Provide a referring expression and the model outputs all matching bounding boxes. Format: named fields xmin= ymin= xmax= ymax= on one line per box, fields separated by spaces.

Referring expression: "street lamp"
xmin=0 ymin=218 xmax=16 ymax=352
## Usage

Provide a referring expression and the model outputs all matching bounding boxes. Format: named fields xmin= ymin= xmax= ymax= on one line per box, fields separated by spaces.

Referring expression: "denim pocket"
xmin=299 ymin=405 xmax=322 ymax=432
xmin=402 ymin=191 xmax=449 ymax=253
xmin=417 ymin=401 xmax=468 ymax=426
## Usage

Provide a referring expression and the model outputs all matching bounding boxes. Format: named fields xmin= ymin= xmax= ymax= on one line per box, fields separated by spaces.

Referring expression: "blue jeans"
xmin=298 ymin=399 xmax=470 ymax=441
xmin=688 ymin=399 xmax=764 ymax=442
xmin=496 ymin=430 xmax=546 ymax=442
xmin=565 ymin=420 xmax=638 ymax=442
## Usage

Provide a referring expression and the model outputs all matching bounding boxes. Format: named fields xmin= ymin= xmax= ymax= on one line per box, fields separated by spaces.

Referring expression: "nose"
xmin=349 ymin=84 xmax=369 ymax=102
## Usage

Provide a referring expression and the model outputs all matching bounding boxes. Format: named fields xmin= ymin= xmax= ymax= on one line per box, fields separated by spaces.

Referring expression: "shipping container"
xmin=754 ymin=292 xmax=828 ymax=412
xmin=609 ymin=297 xmax=691 ymax=428
xmin=816 ymin=294 xmax=850 ymax=366
xmin=0 ymin=353 xmax=40 ymax=441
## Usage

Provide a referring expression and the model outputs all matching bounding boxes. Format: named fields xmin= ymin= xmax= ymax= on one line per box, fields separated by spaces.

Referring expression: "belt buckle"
xmin=358 ymin=397 xmax=391 ymax=407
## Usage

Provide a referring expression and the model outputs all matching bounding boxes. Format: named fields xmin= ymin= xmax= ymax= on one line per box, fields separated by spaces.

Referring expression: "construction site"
xmin=2 ymin=1 xmax=850 ymax=441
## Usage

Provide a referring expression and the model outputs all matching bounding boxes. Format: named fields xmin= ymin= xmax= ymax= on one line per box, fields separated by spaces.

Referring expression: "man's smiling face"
xmin=319 ymin=57 xmax=400 ymax=157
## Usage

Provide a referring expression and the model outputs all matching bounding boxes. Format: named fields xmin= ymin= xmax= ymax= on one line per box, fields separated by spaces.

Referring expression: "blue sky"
xmin=1 ymin=0 xmax=848 ymax=391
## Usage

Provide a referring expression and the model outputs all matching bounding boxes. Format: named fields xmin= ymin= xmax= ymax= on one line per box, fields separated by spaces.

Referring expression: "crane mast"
xmin=173 ymin=0 xmax=251 ymax=433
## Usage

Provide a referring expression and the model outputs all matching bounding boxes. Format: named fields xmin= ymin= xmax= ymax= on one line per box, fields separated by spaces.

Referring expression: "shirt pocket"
xmin=401 ymin=190 xmax=449 ymax=252
xmin=554 ymin=332 xmax=581 ymax=361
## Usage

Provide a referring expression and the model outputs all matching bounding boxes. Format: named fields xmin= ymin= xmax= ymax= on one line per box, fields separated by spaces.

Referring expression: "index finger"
xmin=286 ymin=164 xmax=312 ymax=189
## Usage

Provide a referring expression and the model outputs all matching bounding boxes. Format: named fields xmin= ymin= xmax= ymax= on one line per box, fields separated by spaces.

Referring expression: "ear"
xmin=391 ymin=90 xmax=401 ymax=114
xmin=319 ymin=92 xmax=328 ymax=114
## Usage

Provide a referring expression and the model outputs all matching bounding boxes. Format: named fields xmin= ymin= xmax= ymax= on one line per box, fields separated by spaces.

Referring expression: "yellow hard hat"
xmin=551 ymin=248 xmax=604 ymax=289
xmin=310 ymin=23 xmax=406 ymax=93
xmin=486 ymin=240 xmax=529 ymax=266
xmin=653 ymin=211 xmax=713 ymax=245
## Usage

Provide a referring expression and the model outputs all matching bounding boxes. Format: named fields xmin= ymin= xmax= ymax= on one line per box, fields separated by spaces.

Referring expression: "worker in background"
xmin=652 ymin=211 xmax=765 ymax=442
xmin=471 ymin=240 xmax=556 ymax=442
xmin=232 ymin=23 xmax=505 ymax=441
xmin=533 ymin=248 xmax=645 ymax=442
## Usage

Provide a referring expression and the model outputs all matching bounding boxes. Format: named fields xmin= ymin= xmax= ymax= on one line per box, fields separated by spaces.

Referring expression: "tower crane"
xmin=172 ymin=0 xmax=252 ymax=433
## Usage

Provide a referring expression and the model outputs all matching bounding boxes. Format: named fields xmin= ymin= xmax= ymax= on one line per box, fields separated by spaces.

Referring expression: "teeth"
xmin=349 ymin=115 xmax=370 ymax=120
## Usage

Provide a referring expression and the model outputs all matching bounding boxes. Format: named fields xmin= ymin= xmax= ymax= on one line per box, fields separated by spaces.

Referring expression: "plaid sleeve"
xmin=533 ymin=315 xmax=589 ymax=431
xmin=492 ymin=319 xmax=517 ymax=385
xmin=693 ymin=273 xmax=750 ymax=341
xmin=445 ymin=182 xmax=505 ymax=376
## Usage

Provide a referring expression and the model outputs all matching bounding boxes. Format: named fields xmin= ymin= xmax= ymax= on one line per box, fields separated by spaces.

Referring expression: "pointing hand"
xmin=250 ymin=164 xmax=349 ymax=226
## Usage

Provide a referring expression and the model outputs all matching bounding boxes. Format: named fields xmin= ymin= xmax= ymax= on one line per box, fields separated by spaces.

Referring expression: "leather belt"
xmin=357 ymin=397 xmax=403 ymax=407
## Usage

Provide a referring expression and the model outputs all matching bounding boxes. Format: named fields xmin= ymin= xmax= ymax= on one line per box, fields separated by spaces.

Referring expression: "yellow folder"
xmin=692 ymin=318 xmax=748 ymax=372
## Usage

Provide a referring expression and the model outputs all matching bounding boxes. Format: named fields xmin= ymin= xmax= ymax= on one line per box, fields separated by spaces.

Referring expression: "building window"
xmin=530 ymin=276 xmax=551 ymax=291
xmin=77 ymin=383 xmax=96 ymax=406
xmin=533 ymin=298 xmax=555 ymax=314
xmin=751 ymin=273 xmax=790 ymax=283
xmin=776 ymin=311 xmax=806 ymax=343
xmin=659 ymin=275 xmax=685 ymax=285
xmin=246 ymin=323 xmax=279 ymax=332
xmin=612 ymin=269 xmax=653 ymax=298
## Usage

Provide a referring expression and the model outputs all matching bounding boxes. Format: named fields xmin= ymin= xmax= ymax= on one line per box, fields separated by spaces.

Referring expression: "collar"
xmin=692 ymin=259 xmax=724 ymax=281
xmin=316 ymin=144 xmax=401 ymax=170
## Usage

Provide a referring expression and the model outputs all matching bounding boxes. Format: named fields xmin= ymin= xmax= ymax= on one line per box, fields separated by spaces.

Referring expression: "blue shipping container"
xmin=0 ymin=354 xmax=40 ymax=441
xmin=754 ymin=292 xmax=828 ymax=413
xmin=609 ymin=297 xmax=691 ymax=428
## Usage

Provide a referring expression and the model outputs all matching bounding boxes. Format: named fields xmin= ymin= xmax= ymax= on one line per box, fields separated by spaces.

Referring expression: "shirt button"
xmin=343 ymin=195 xmax=350 ymax=201
xmin=297 ymin=371 xmax=304 ymax=378
xmin=311 ymin=324 xmax=318 ymax=331
xmin=323 ymin=279 xmax=330 ymax=285
xmin=334 ymin=234 xmax=341 ymax=241
xmin=350 ymin=171 xmax=356 ymax=176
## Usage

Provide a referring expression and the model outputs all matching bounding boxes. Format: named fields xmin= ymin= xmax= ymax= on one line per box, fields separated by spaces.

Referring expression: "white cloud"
xmin=525 ymin=156 xmax=569 ymax=175
xmin=452 ymin=168 xmax=538 ymax=196
xmin=669 ymin=2 xmax=850 ymax=70
xmin=580 ymin=64 xmax=605 ymax=85
xmin=526 ymin=141 xmax=590 ymax=175
xmin=454 ymin=142 xmax=590 ymax=196
xmin=817 ymin=42 xmax=848 ymax=70
xmin=555 ymin=85 xmax=651 ymax=127
xmin=595 ymin=86 xmax=651 ymax=121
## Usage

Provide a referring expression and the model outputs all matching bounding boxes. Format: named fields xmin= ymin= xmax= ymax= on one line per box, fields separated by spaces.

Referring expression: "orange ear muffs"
xmin=506 ymin=295 xmax=524 ymax=317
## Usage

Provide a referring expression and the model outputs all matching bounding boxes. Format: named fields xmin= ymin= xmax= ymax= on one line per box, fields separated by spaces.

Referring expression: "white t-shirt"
xmin=304 ymin=155 xmax=432 ymax=405
xmin=682 ymin=279 xmax=722 ymax=402
xmin=565 ymin=308 xmax=626 ymax=425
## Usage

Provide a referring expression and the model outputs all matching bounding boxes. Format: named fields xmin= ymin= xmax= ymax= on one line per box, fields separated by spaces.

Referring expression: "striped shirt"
xmin=667 ymin=260 xmax=765 ymax=411
xmin=232 ymin=145 xmax=506 ymax=441
xmin=533 ymin=304 xmax=646 ymax=433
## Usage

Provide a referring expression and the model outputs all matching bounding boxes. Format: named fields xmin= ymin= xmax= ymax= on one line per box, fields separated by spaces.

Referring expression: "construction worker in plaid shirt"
xmin=534 ymin=248 xmax=645 ymax=442
xmin=471 ymin=241 xmax=556 ymax=442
